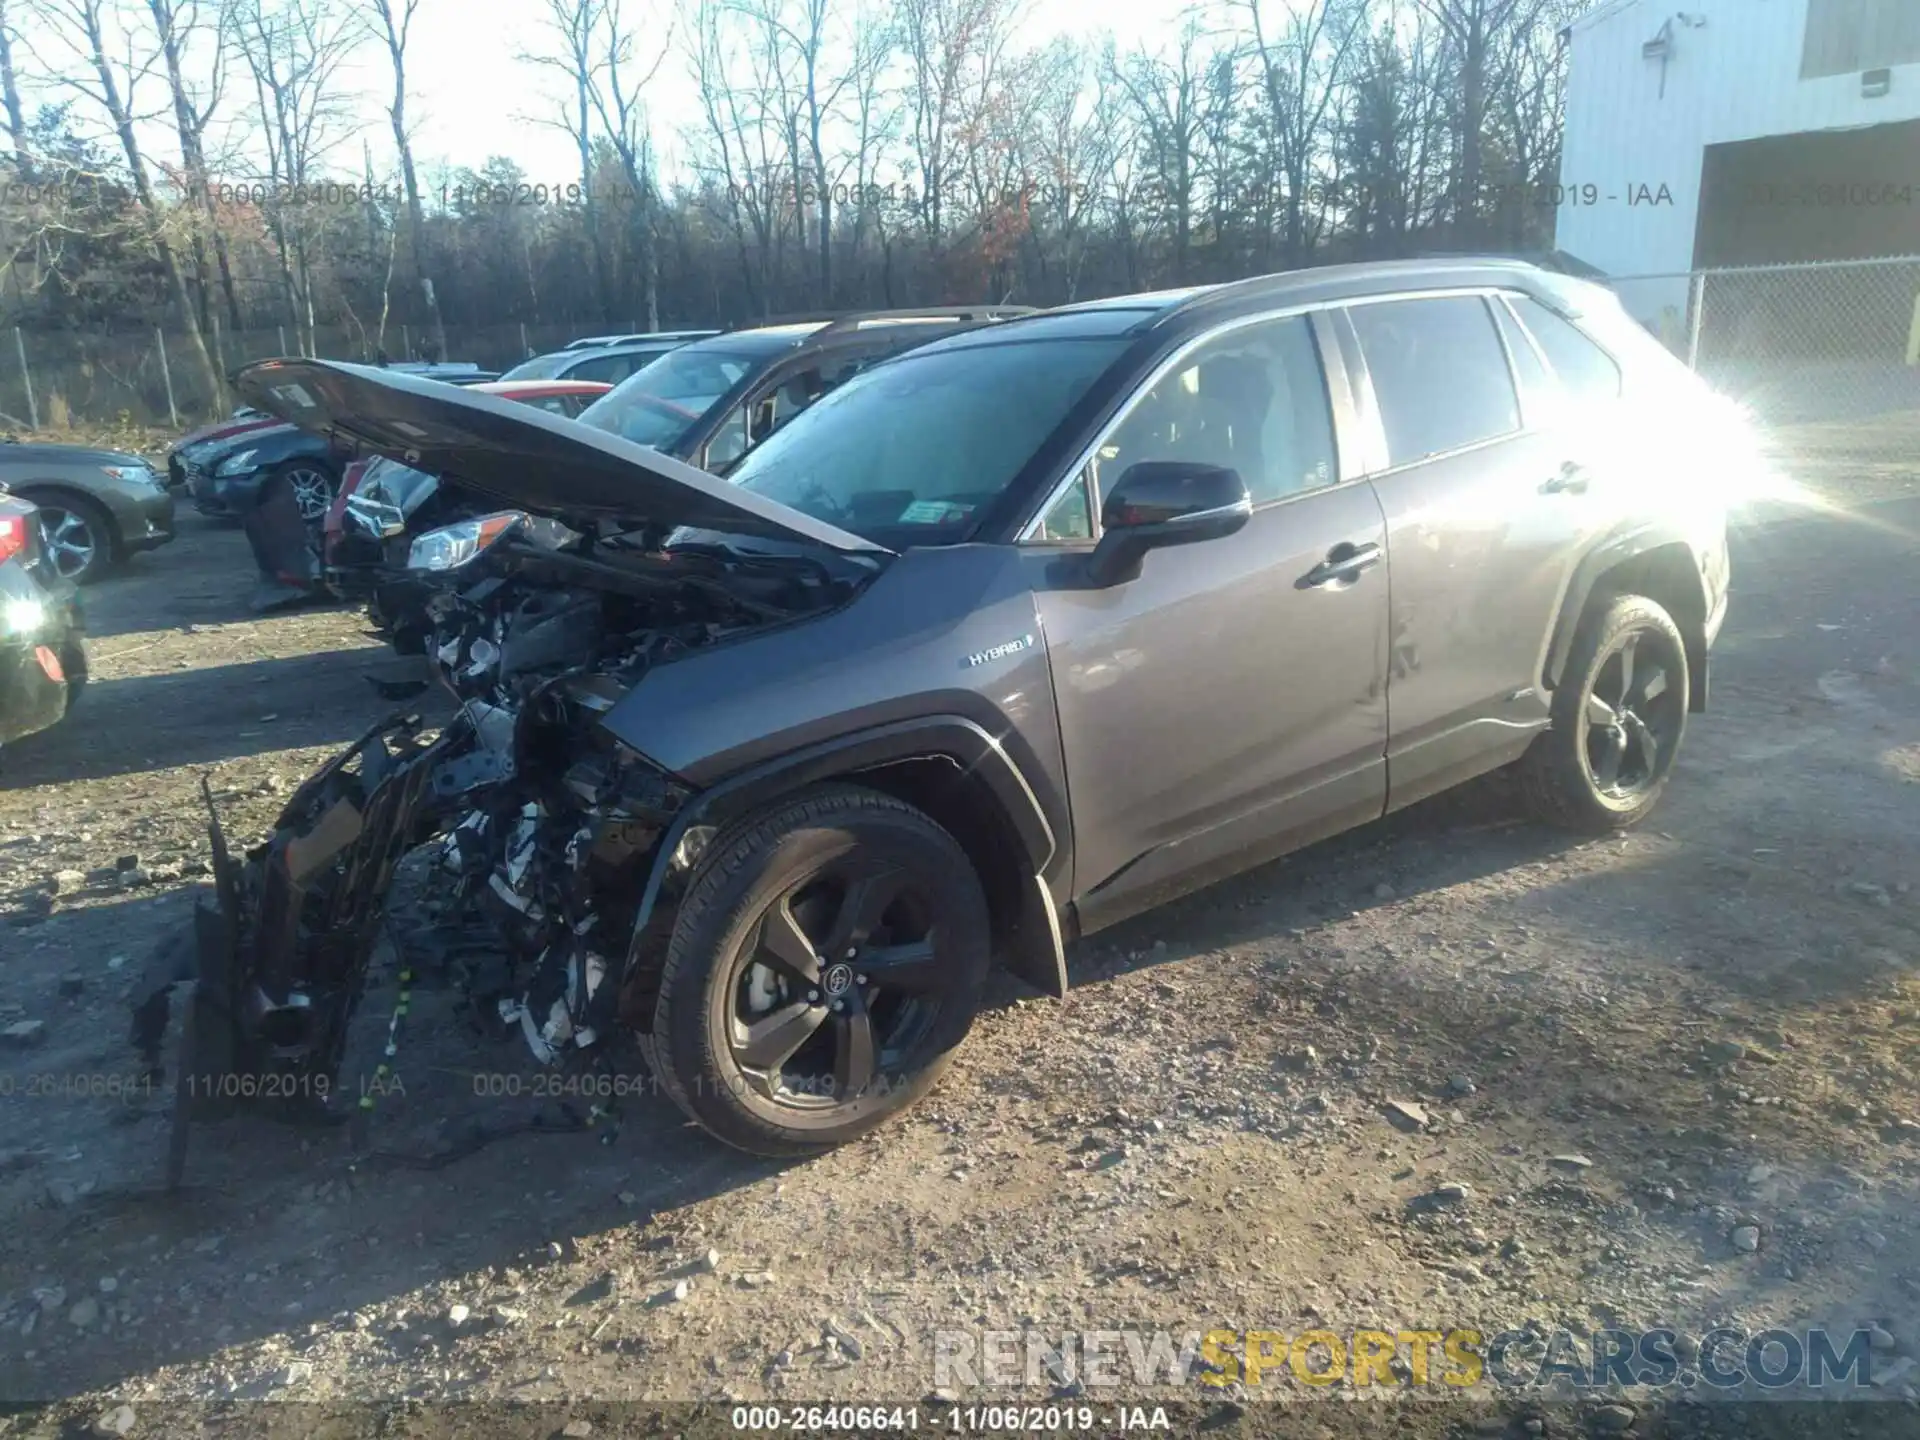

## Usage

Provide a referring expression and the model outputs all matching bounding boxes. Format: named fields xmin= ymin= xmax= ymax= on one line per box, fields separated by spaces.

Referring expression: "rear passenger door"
xmin=1341 ymin=292 xmax=1602 ymax=811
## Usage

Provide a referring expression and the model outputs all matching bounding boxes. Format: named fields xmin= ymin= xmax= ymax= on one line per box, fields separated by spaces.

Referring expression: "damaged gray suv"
xmin=134 ymin=259 xmax=1739 ymax=1169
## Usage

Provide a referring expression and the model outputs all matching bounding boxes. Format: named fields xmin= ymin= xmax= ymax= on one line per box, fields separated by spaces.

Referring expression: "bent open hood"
xmin=234 ymin=359 xmax=889 ymax=555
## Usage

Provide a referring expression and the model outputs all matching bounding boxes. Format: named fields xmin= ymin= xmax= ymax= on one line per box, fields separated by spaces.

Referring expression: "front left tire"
xmin=264 ymin=459 xmax=341 ymax=527
xmin=22 ymin=492 xmax=117 ymax=585
xmin=648 ymin=784 xmax=991 ymax=1157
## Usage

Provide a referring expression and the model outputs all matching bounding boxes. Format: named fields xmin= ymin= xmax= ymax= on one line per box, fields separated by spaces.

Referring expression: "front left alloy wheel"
xmin=649 ymin=784 xmax=990 ymax=1156
xmin=29 ymin=495 xmax=115 ymax=584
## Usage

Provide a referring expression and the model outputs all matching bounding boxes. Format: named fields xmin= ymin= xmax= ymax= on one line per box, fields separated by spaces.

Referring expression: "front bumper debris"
xmin=130 ymin=711 xmax=470 ymax=1186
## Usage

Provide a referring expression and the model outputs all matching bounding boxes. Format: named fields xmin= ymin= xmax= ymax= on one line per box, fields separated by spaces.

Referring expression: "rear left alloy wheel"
xmin=649 ymin=784 xmax=990 ymax=1157
xmin=1520 ymin=592 xmax=1691 ymax=833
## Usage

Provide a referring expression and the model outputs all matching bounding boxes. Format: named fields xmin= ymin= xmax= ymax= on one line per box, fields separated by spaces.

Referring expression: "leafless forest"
xmin=1 ymin=0 xmax=1587 ymax=392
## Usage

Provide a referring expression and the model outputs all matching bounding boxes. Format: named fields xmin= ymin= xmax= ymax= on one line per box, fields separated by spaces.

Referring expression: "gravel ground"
xmin=0 ymin=442 xmax=1917 ymax=1439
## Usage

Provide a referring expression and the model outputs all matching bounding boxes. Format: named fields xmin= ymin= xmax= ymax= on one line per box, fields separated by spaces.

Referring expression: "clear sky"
xmin=394 ymin=0 xmax=1176 ymax=187
xmin=14 ymin=0 xmax=1187 ymax=192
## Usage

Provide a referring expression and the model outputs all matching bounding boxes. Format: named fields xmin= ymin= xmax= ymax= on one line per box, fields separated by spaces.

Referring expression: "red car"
xmin=320 ymin=379 xmax=612 ymax=573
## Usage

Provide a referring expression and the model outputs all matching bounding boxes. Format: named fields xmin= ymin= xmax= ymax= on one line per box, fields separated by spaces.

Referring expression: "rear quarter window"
xmin=1509 ymin=295 xmax=1622 ymax=401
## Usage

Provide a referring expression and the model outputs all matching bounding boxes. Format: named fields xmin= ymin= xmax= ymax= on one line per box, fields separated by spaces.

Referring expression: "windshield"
xmin=724 ymin=337 xmax=1130 ymax=544
xmin=577 ymin=346 xmax=764 ymax=451
xmin=500 ymin=352 xmax=570 ymax=380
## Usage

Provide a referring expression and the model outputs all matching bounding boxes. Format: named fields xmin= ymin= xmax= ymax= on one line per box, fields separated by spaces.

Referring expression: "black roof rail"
xmin=724 ymin=305 xmax=1036 ymax=334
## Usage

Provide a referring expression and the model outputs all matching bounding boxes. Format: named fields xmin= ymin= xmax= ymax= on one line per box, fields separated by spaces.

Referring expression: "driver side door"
xmin=1025 ymin=312 xmax=1391 ymax=933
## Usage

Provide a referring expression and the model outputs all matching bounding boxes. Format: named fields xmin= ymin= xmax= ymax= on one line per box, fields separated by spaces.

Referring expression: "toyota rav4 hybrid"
xmin=133 ymin=260 xmax=1739 ymax=1173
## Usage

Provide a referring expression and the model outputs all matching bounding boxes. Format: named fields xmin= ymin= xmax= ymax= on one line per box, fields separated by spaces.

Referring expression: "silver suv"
xmin=139 ymin=259 xmax=1737 ymax=1170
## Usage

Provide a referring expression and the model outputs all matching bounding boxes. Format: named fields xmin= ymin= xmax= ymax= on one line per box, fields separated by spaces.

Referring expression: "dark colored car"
xmin=500 ymin=332 xmax=716 ymax=385
xmin=575 ymin=308 xmax=1036 ymax=470
xmin=136 ymin=259 xmax=1742 ymax=1177
xmin=184 ymin=366 xmax=499 ymax=522
xmin=337 ymin=313 xmax=1026 ymax=647
xmin=165 ymin=410 xmax=283 ymax=489
xmin=0 ymin=442 xmax=176 ymax=584
xmin=0 ymin=489 xmax=87 ymax=748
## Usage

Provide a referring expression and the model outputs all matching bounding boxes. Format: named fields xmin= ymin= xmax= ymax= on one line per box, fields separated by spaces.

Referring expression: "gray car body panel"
xmin=0 ymin=444 xmax=176 ymax=556
xmin=603 ymin=542 xmax=1072 ymax=885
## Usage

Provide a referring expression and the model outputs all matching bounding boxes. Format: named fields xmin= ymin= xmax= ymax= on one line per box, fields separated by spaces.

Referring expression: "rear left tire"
xmin=1520 ymin=593 xmax=1691 ymax=834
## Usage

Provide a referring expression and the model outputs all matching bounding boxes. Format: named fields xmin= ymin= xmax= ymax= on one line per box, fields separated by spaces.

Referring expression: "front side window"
xmin=1036 ymin=314 xmax=1336 ymax=540
xmin=725 ymin=336 xmax=1130 ymax=546
xmin=579 ymin=347 xmax=763 ymax=451
xmin=1348 ymin=296 xmax=1520 ymax=467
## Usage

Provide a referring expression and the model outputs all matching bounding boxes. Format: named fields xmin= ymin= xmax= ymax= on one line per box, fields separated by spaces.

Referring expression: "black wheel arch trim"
xmin=1545 ymin=524 xmax=1712 ymax=711
xmin=622 ymin=715 xmax=1070 ymax=1000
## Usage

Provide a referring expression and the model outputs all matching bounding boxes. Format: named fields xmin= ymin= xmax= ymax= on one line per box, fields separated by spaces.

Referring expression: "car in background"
xmin=575 ymin=307 xmax=1034 ymax=470
xmin=165 ymin=409 xmax=284 ymax=490
xmin=181 ymin=370 xmax=499 ymax=524
xmin=0 ymin=441 xmax=175 ymax=584
xmin=562 ymin=330 xmax=719 ymax=352
xmin=0 ymin=488 xmax=87 ymax=748
xmin=499 ymin=331 xmax=717 ymax=385
xmin=319 ymin=379 xmax=614 ymax=626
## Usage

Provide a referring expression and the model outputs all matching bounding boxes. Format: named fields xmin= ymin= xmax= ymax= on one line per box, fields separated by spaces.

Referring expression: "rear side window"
xmin=566 ymin=354 xmax=632 ymax=384
xmin=1509 ymin=296 xmax=1622 ymax=400
xmin=1348 ymin=296 xmax=1519 ymax=466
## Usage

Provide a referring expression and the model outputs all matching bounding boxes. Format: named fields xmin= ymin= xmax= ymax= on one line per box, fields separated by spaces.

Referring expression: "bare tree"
xmin=1241 ymin=0 xmax=1367 ymax=264
xmin=838 ymin=5 xmax=895 ymax=292
xmin=1110 ymin=20 xmax=1214 ymax=282
xmin=585 ymin=0 xmax=670 ymax=326
xmin=362 ymin=0 xmax=445 ymax=356
xmin=23 ymin=0 xmax=223 ymax=397
xmin=1412 ymin=0 xmax=1554 ymax=242
xmin=145 ymin=0 xmax=246 ymax=344
xmin=0 ymin=1 xmax=28 ymax=162
xmin=234 ymin=0 xmax=361 ymax=353
xmin=524 ymin=0 xmax=611 ymax=315
xmin=895 ymin=0 xmax=1023 ymax=265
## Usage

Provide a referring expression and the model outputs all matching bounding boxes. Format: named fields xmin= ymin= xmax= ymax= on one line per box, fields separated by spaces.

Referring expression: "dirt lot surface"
xmin=1 ymin=431 xmax=1917 ymax=1438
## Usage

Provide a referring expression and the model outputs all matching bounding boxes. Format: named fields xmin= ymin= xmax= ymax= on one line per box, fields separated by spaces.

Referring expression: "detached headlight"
xmin=407 ymin=511 xmax=529 ymax=572
xmin=214 ymin=449 xmax=259 ymax=477
xmin=4 ymin=597 xmax=45 ymax=635
xmin=101 ymin=463 xmax=164 ymax=490
xmin=344 ymin=494 xmax=408 ymax=539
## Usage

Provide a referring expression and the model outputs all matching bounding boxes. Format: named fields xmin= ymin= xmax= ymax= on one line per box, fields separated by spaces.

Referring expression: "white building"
xmin=1555 ymin=0 xmax=1920 ymax=333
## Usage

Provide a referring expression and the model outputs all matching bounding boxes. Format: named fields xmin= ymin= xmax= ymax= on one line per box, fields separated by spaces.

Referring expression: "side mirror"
xmin=1084 ymin=461 xmax=1252 ymax=587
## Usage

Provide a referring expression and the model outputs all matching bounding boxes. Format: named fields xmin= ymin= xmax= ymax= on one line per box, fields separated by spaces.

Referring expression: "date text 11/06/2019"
xmin=729 ymin=1406 xmax=1172 ymax=1432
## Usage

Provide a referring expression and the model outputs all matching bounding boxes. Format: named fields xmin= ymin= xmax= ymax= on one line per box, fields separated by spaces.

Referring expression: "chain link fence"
xmin=1607 ymin=254 xmax=1920 ymax=510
